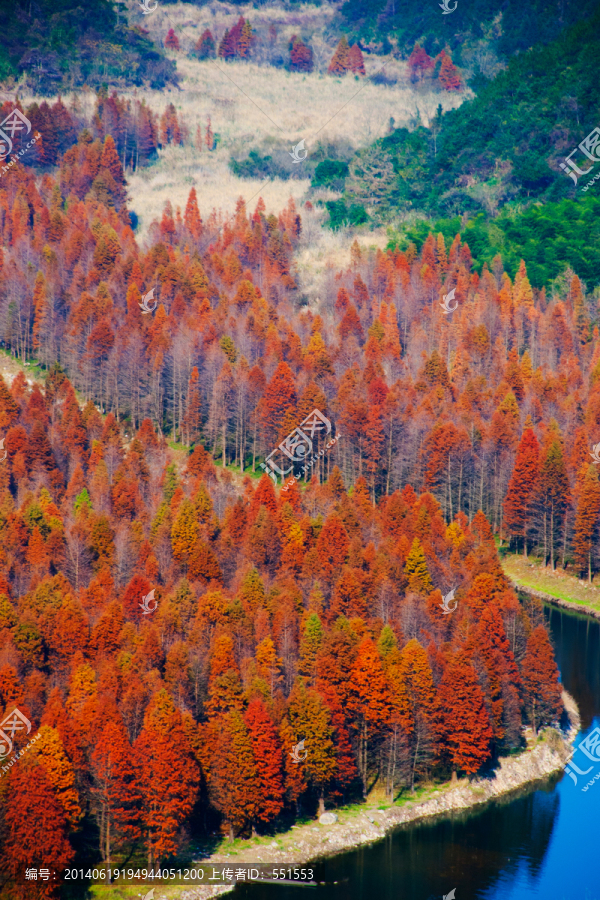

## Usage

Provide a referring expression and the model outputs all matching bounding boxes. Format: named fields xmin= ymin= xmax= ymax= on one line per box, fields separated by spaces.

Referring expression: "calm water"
xmin=236 ymin=604 xmax=600 ymax=900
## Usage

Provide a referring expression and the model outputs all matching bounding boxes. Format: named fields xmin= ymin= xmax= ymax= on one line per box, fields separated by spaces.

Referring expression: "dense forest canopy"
xmin=0 ymin=0 xmax=178 ymax=91
xmin=339 ymin=0 xmax=600 ymax=61
xmin=324 ymin=6 xmax=600 ymax=259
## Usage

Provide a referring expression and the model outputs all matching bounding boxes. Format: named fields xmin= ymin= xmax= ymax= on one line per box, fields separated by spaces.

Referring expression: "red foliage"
xmin=164 ymin=28 xmax=180 ymax=51
xmin=408 ymin=43 xmax=434 ymax=81
xmin=289 ymin=36 xmax=314 ymax=73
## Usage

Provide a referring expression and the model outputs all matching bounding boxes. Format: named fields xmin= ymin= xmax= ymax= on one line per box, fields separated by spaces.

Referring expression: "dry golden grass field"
xmin=118 ymin=2 xmax=467 ymax=236
xmin=27 ymin=0 xmax=471 ymax=300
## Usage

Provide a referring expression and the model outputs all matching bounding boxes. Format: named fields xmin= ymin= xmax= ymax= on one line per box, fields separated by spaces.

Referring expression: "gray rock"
xmin=319 ymin=812 xmax=338 ymax=825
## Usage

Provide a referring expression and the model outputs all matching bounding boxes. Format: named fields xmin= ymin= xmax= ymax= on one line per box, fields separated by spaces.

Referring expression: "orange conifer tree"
xmin=328 ymin=37 xmax=351 ymax=75
xmin=164 ymin=28 xmax=180 ymax=50
xmin=503 ymin=426 xmax=540 ymax=556
xmin=436 ymin=652 xmax=493 ymax=777
xmin=573 ymin=464 xmax=600 ymax=581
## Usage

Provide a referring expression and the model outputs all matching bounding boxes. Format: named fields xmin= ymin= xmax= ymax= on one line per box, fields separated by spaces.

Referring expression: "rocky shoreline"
xmin=177 ymin=689 xmax=579 ymax=900
xmin=510 ymin=580 xmax=600 ymax=621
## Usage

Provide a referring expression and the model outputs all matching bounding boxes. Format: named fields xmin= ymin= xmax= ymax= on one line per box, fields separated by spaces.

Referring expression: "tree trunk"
xmin=386 ymin=414 xmax=393 ymax=495
xmin=543 ymin=511 xmax=547 ymax=567
xmin=411 ymin=731 xmax=420 ymax=793
xmin=106 ymin=815 xmax=111 ymax=875
xmin=361 ymin=721 xmax=368 ymax=797
xmin=318 ymin=792 xmax=325 ymax=816
xmin=479 ymin=457 xmax=484 ymax=515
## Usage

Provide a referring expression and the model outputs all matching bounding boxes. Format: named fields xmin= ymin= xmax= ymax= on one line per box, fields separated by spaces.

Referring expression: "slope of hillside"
xmin=340 ymin=0 xmax=600 ymax=63
xmin=330 ymin=5 xmax=600 ymax=222
xmin=0 ymin=0 xmax=178 ymax=92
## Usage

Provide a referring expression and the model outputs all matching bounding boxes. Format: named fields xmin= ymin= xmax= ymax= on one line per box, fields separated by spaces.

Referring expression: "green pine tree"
xmin=299 ymin=614 xmax=324 ymax=680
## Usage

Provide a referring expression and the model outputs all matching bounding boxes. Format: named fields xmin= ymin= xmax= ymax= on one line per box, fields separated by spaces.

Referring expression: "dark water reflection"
xmin=236 ymin=604 xmax=600 ymax=900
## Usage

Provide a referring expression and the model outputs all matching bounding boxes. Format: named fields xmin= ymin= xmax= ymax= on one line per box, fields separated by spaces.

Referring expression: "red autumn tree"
xmin=475 ymin=604 xmax=522 ymax=751
xmin=206 ymin=633 xmax=244 ymax=715
xmin=503 ymin=426 xmax=540 ymax=555
xmin=4 ymin=765 xmax=74 ymax=897
xmin=573 ymin=464 xmax=600 ymax=581
xmin=134 ymin=691 xmax=200 ymax=865
xmin=348 ymin=44 xmax=366 ymax=75
xmin=202 ymin=709 xmax=257 ymax=840
xmin=438 ymin=51 xmax=462 ymax=91
xmin=218 ymin=28 xmax=237 ymax=60
xmin=244 ymin=698 xmax=284 ymax=829
xmin=90 ymin=718 xmax=140 ymax=866
xmin=408 ymin=43 xmax=434 ymax=81
xmin=164 ymin=28 xmax=180 ymax=50
xmin=184 ymin=187 xmax=203 ymax=240
xmin=260 ymin=361 xmax=297 ymax=445
xmin=347 ymin=636 xmax=392 ymax=796
xmin=520 ymin=626 xmax=563 ymax=736
xmin=205 ymin=115 xmax=214 ymax=150
xmin=121 ymin=573 xmax=151 ymax=621
xmin=538 ymin=434 xmax=570 ymax=569
xmin=396 ymin=638 xmax=437 ymax=789
xmin=289 ymin=36 xmax=314 ymax=73
xmin=285 ymin=681 xmax=336 ymax=815
xmin=315 ymin=513 xmax=350 ymax=581
xmin=436 ymin=652 xmax=493 ymax=777
xmin=196 ymin=28 xmax=215 ymax=59
xmin=328 ymin=36 xmax=351 ymax=75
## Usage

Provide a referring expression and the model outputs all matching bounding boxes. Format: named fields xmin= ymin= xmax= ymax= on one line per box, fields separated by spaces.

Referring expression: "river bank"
xmin=502 ymin=553 xmax=600 ymax=620
xmin=166 ymin=690 xmax=579 ymax=900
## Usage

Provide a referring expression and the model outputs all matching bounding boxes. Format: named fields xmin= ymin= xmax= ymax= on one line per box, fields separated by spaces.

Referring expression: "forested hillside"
xmin=340 ymin=0 xmax=599 ymax=65
xmin=0 ymin=367 xmax=562 ymax=884
xmin=1 ymin=115 xmax=600 ymax=568
xmin=386 ymin=197 xmax=600 ymax=289
xmin=0 ymin=0 xmax=178 ymax=91
xmin=326 ymin=6 xmax=600 ymax=221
